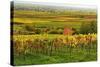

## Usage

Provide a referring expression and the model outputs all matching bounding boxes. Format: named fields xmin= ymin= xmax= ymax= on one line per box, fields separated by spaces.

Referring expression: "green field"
xmin=14 ymin=48 xmax=97 ymax=65
xmin=12 ymin=8 xmax=96 ymax=35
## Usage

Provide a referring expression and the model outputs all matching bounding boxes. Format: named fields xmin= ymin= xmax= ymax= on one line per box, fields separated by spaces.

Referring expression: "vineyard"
xmin=13 ymin=33 xmax=97 ymax=65
xmin=11 ymin=2 xmax=97 ymax=66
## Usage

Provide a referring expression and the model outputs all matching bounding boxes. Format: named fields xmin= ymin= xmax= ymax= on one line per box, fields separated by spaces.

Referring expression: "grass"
xmin=14 ymin=47 xmax=97 ymax=66
xmin=13 ymin=34 xmax=71 ymax=40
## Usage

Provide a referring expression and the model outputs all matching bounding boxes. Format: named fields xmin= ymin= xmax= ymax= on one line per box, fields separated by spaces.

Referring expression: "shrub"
xmin=80 ymin=21 xmax=97 ymax=34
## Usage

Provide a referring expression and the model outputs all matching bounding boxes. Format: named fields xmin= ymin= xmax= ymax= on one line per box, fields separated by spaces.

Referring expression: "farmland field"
xmin=11 ymin=1 xmax=97 ymax=66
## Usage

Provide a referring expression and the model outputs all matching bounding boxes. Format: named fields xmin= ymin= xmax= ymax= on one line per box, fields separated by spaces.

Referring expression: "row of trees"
xmin=13 ymin=21 xmax=97 ymax=35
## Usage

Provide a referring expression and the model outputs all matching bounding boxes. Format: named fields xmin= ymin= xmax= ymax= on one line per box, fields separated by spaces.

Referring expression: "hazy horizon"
xmin=14 ymin=1 xmax=97 ymax=10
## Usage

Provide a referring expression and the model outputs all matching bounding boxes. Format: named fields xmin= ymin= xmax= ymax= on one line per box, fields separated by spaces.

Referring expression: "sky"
xmin=12 ymin=0 xmax=97 ymax=9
